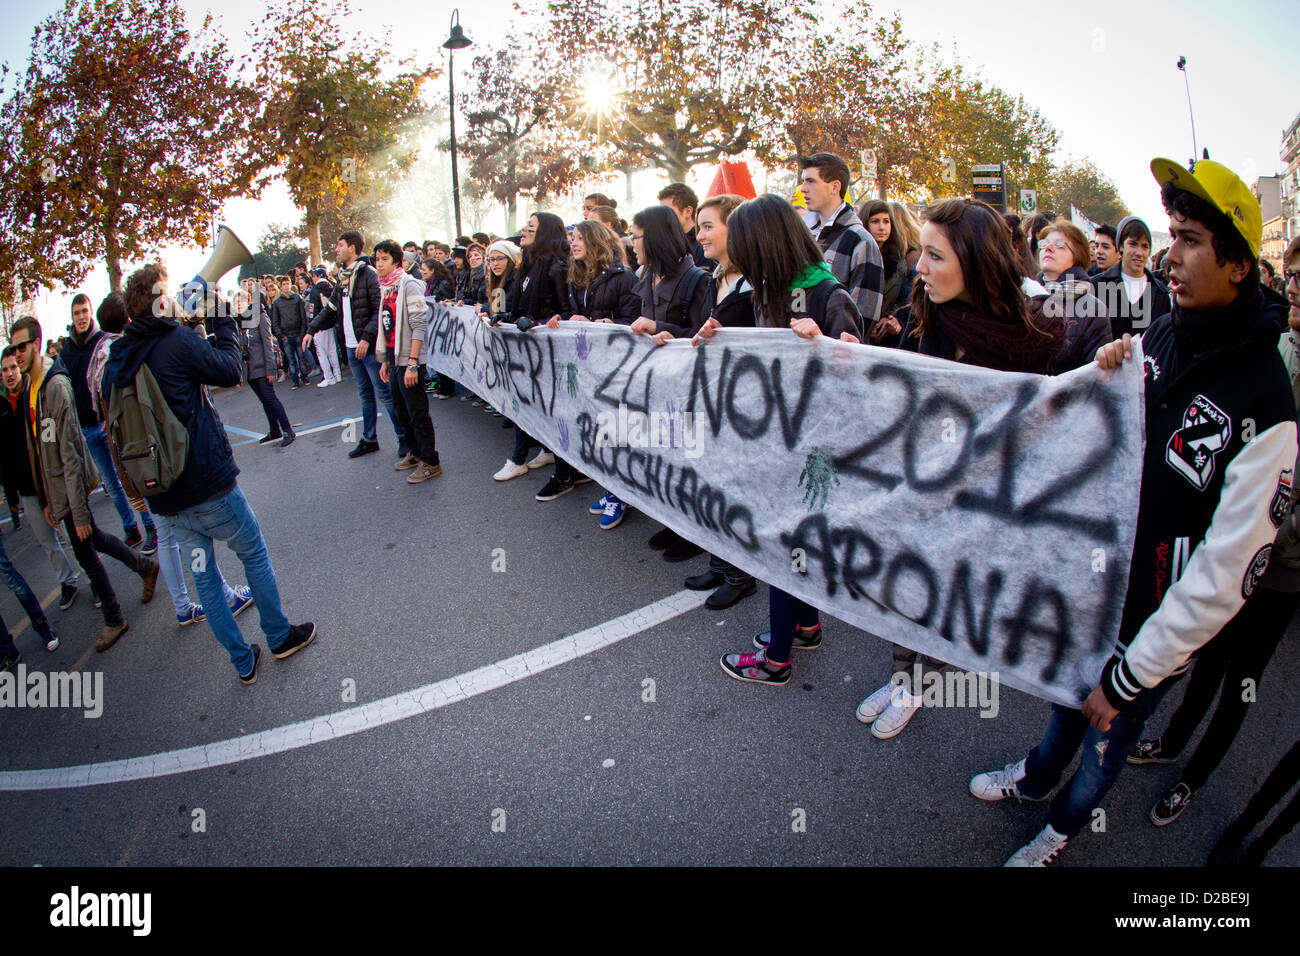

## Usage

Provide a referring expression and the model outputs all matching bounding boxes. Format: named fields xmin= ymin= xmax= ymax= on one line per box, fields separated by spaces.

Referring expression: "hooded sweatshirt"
xmin=59 ymin=318 xmax=105 ymax=428
xmin=102 ymin=308 xmax=242 ymax=516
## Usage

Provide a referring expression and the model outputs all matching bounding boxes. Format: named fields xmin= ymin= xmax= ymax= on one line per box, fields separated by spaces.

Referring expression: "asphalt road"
xmin=1 ymin=368 xmax=1296 ymax=866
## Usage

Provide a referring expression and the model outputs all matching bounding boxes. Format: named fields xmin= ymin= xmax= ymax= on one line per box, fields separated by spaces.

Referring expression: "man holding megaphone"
xmin=102 ymin=249 xmax=317 ymax=686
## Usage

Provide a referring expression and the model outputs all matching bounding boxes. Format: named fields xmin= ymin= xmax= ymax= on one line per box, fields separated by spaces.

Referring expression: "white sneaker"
xmin=870 ymin=689 xmax=922 ymax=739
xmin=45 ymin=635 xmax=60 ymax=652
xmin=317 ymin=379 xmax=331 ymax=388
xmin=855 ymin=682 xmax=899 ymax=724
xmin=970 ymin=758 xmax=1040 ymax=801
xmin=493 ymin=459 xmax=529 ymax=481
xmin=1004 ymin=824 xmax=1069 ymax=867
xmin=526 ymin=450 xmax=554 ymax=470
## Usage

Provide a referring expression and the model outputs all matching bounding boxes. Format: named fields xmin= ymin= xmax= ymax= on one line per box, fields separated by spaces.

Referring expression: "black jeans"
xmin=63 ymin=507 xmax=150 ymax=626
xmin=511 ymin=426 xmax=542 ymax=465
xmin=391 ymin=366 xmax=438 ymax=465
xmin=247 ymin=376 xmax=292 ymax=436
xmin=1159 ymin=587 xmax=1299 ymax=790
xmin=708 ymin=554 xmax=755 ymax=589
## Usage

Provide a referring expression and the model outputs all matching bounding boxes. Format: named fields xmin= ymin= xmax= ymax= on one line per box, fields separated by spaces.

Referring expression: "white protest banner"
xmin=423 ymin=304 xmax=1146 ymax=707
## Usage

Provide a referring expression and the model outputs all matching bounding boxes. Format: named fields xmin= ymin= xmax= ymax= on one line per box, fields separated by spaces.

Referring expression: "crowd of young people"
xmin=3 ymin=150 xmax=1297 ymax=866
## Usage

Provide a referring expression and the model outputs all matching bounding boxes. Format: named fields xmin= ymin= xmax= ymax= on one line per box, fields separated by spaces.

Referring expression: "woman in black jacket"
xmin=846 ymin=198 xmax=1067 ymax=736
xmin=465 ymin=244 xmax=488 ymax=305
xmin=494 ymin=214 xmax=572 ymax=491
xmin=628 ymin=205 xmax=712 ymax=341
xmin=700 ymin=195 xmax=866 ymax=687
xmin=538 ymin=220 xmax=641 ymax=527
xmin=861 ymin=199 xmax=910 ymax=323
xmin=421 ymin=257 xmax=455 ymax=301
xmin=512 ymin=212 xmax=571 ymax=324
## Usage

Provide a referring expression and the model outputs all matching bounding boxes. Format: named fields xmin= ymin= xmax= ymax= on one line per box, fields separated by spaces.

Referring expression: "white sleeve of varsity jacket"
xmin=1114 ymin=420 xmax=1298 ymax=700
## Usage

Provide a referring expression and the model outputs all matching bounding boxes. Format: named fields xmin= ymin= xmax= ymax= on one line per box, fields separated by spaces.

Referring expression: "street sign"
xmin=1020 ymin=189 xmax=1038 ymax=214
xmin=971 ymin=162 xmax=1006 ymax=212
xmin=860 ymin=149 xmax=877 ymax=180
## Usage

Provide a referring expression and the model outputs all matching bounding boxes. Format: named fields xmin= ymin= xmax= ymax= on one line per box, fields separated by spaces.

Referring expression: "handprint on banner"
xmin=566 ymin=362 xmax=579 ymax=398
xmin=799 ymin=447 xmax=840 ymax=510
xmin=575 ymin=329 xmax=591 ymax=360
xmin=557 ymin=420 xmax=571 ymax=452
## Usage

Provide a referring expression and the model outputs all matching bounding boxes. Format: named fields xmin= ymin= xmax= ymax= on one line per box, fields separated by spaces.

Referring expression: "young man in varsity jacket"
xmin=968 ymin=157 xmax=1297 ymax=866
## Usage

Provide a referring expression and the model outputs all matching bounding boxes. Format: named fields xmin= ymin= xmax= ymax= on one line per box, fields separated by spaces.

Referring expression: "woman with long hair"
xmin=890 ymin=201 xmax=922 ymax=272
xmin=496 ymin=213 xmax=574 ymax=496
xmin=465 ymin=243 xmax=488 ymax=305
xmin=628 ymin=205 xmax=712 ymax=341
xmin=234 ymin=288 xmax=295 ymax=447
xmin=422 ymin=256 xmax=455 ymax=300
xmin=587 ymin=204 xmax=634 ymax=269
xmin=860 ymin=199 xmax=909 ymax=340
xmin=536 ymin=220 xmax=640 ymax=526
xmin=671 ymin=194 xmax=759 ymax=608
xmin=846 ymin=198 xmax=1068 ymax=737
xmin=482 ymin=239 xmax=521 ymax=318
xmin=711 ymin=194 xmax=862 ymax=687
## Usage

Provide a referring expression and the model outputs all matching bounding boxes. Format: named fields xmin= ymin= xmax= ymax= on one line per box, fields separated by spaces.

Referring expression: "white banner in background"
xmin=422 ymin=304 xmax=1147 ymax=707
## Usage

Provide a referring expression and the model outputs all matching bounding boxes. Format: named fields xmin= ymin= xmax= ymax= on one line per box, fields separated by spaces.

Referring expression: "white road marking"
xmin=0 ymin=589 xmax=708 ymax=791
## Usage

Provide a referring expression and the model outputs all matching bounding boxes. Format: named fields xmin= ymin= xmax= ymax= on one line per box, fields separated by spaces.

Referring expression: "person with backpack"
xmin=9 ymin=316 xmax=160 ymax=654
xmin=705 ymin=194 xmax=862 ymax=686
xmin=92 ymin=292 xmax=252 ymax=629
xmin=104 ymin=264 xmax=316 ymax=685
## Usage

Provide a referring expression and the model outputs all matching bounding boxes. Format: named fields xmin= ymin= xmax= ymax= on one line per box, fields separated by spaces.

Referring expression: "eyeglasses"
xmin=10 ymin=339 xmax=34 ymax=351
xmin=487 ymin=256 xmax=508 ymax=264
xmin=1039 ymin=237 xmax=1069 ymax=251
xmin=1286 ymin=270 xmax=1300 ymax=286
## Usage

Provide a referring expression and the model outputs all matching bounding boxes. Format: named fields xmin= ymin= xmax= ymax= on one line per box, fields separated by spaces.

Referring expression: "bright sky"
xmin=4 ymin=0 xmax=1298 ymax=328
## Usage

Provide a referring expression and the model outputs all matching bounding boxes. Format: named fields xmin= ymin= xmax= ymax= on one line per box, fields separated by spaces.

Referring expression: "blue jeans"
xmin=282 ymin=336 xmax=305 ymax=385
xmin=168 ymin=486 xmax=290 ymax=675
xmin=152 ymin=511 xmax=236 ymax=617
xmin=348 ymin=351 xmax=405 ymax=450
xmin=82 ymin=423 xmax=151 ymax=534
xmin=1020 ymin=678 xmax=1178 ymax=837
xmin=0 ymin=532 xmax=56 ymax=652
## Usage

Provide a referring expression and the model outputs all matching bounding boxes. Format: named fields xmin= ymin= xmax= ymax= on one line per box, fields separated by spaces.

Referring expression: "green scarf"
xmin=790 ymin=261 xmax=835 ymax=291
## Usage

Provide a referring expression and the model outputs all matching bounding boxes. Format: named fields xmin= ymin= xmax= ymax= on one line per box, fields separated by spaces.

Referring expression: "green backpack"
xmin=107 ymin=351 xmax=190 ymax=497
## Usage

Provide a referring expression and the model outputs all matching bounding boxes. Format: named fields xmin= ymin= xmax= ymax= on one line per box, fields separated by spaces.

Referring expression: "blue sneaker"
xmin=177 ymin=603 xmax=204 ymax=627
xmin=589 ymin=493 xmax=610 ymax=515
xmin=599 ymin=496 xmax=626 ymax=530
xmin=228 ymin=586 xmax=253 ymax=618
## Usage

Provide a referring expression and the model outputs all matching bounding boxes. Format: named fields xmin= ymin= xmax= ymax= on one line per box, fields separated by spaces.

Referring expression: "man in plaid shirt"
xmin=799 ymin=152 xmax=884 ymax=337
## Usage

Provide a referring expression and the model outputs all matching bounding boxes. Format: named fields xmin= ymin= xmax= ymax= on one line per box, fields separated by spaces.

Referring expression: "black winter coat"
xmin=568 ymin=265 xmax=640 ymax=324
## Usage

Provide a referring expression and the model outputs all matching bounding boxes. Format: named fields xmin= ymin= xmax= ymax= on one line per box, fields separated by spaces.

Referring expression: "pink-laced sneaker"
xmin=719 ymin=647 xmax=791 ymax=685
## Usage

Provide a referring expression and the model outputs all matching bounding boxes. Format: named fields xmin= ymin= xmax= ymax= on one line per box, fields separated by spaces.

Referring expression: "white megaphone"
xmin=179 ymin=225 xmax=255 ymax=315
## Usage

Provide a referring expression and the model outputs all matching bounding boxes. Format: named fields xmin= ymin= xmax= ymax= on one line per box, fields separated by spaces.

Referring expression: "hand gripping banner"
xmin=423 ymin=304 xmax=1147 ymax=707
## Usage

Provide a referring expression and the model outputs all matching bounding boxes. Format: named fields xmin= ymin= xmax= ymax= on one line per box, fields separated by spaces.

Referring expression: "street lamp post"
xmin=444 ymin=9 xmax=472 ymax=238
xmin=1177 ymin=56 xmax=1198 ymax=169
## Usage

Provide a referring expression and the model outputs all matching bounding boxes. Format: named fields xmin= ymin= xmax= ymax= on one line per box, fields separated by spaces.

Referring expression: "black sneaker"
xmin=258 ymin=432 xmax=283 ymax=445
xmin=280 ymin=430 xmax=296 ymax=448
xmin=141 ymin=527 xmax=158 ymax=556
xmin=753 ymin=622 xmax=823 ymax=652
xmin=1151 ymin=782 xmax=1194 ymax=826
xmin=272 ymin=622 xmax=317 ymax=660
xmin=535 ymin=475 xmax=575 ymax=501
xmin=59 ymin=583 xmax=78 ymax=611
xmin=348 ymin=439 xmax=380 ymax=459
xmin=1128 ymin=737 xmax=1175 ymax=765
xmin=1 ymin=649 xmax=19 ymax=672
xmin=238 ymin=644 xmax=261 ymax=685
xmin=124 ymin=526 xmax=143 ymax=549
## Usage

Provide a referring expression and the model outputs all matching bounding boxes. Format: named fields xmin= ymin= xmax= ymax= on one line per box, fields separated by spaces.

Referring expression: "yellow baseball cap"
xmin=1150 ymin=157 xmax=1262 ymax=259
